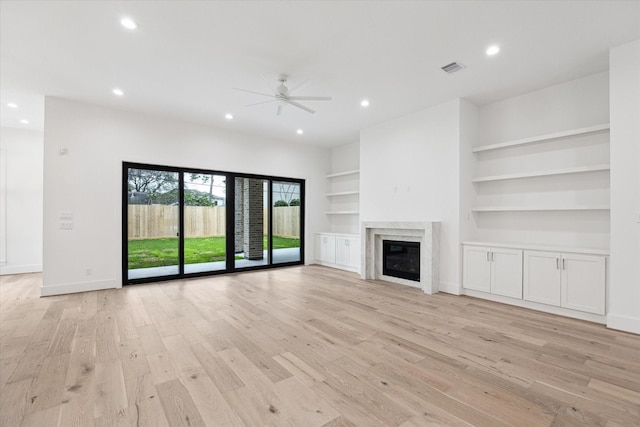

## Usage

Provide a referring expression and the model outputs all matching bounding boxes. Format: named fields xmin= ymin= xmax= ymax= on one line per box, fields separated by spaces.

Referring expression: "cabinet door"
xmin=335 ymin=237 xmax=350 ymax=266
xmin=523 ymin=250 xmax=561 ymax=306
xmin=348 ymin=237 xmax=361 ymax=269
xmin=561 ymin=254 xmax=606 ymax=315
xmin=320 ymin=235 xmax=336 ymax=264
xmin=491 ymin=248 xmax=523 ymax=299
xmin=463 ymin=246 xmax=491 ymax=292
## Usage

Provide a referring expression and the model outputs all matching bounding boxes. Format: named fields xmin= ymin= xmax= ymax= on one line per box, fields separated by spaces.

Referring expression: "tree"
xmin=274 ymin=200 xmax=289 ymax=207
xmin=188 ymin=173 xmax=222 ymax=204
xmin=128 ymin=169 xmax=177 ymax=204
xmin=289 ymin=199 xmax=300 ymax=206
xmin=275 ymin=183 xmax=299 ymax=205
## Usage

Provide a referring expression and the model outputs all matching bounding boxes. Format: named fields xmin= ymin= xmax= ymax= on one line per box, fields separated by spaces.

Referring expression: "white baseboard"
xmin=462 ymin=288 xmax=606 ymax=324
xmin=438 ymin=281 xmax=461 ymax=295
xmin=607 ymin=313 xmax=640 ymax=335
xmin=0 ymin=264 xmax=42 ymax=275
xmin=41 ymin=279 xmax=120 ymax=297
xmin=312 ymin=261 xmax=359 ymax=274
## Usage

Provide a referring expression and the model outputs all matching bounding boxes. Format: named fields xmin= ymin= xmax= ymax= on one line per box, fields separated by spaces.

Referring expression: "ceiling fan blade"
xmin=260 ymin=73 xmax=278 ymax=95
xmin=288 ymin=79 xmax=309 ymax=94
xmin=233 ymin=88 xmax=274 ymax=98
xmin=287 ymin=96 xmax=332 ymax=101
xmin=277 ymin=104 xmax=283 ymax=116
xmin=286 ymin=99 xmax=315 ymax=114
xmin=245 ymin=99 xmax=277 ymax=107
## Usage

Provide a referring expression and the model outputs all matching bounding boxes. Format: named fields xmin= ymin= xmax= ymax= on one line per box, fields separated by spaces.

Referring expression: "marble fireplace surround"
xmin=361 ymin=221 xmax=441 ymax=294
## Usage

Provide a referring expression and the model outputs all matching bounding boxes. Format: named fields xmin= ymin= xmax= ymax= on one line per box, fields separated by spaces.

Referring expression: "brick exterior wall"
xmin=234 ymin=178 xmax=244 ymax=253
xmin=242 ymin=178 xmax=264 ymax=260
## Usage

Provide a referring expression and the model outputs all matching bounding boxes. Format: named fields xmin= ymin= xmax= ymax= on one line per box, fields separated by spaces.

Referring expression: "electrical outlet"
xmin=59 ymin=221 xmax=73 ymax=230
xmin=85 ymin=267 xmax=92 ymax=276
xmin=59 ymin=211 xmax=73 ymax=220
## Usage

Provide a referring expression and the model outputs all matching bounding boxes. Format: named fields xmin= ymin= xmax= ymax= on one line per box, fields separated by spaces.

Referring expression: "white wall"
xmin=609 ymin=40 xmax=640 ymax=334
xmin=473 ymin=72 xmax=611 ymax=249
xmin=360 ymin=99 xmax=462 ymax=292
xmin=0 ymin=127 xmax=43 ymax=275
xmin=43 ymin=97 xmax=330 ymax=296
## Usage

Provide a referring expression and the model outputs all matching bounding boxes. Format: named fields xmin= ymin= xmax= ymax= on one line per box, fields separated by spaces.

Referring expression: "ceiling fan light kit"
xmin=234 ymin=74 xmax=332 ymax=115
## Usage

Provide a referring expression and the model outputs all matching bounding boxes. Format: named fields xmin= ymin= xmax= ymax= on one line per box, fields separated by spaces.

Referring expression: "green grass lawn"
xmin=128 ymin=236 xmax=300 ymax=269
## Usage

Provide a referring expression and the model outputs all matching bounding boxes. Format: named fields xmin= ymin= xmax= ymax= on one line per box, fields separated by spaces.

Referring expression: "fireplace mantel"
xmin=361 ymin=221 xmax=440 ymax=294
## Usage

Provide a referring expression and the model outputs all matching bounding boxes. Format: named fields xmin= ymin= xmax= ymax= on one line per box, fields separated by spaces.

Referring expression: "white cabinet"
xmin=335 ymin=236 xmax=359 ymax=268
xmin=463 ymin=245 xmax=523 ymax=298
xmin=523 ymin=251 xmax=561 ymax=306
xmin=463 ymin=242 xmax=607 ymax=320
xmin=463 ymin=246 xmax=491 ymax=292
xmin=316 ymin=234 xmax=336 ymax=264
xmin=315 ymin=233 xmax=360 ymax=273
xmin=524 ymin=250 xmax=605 ymax=315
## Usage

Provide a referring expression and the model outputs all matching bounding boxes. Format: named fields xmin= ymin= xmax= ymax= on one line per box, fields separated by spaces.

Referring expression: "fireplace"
xmin=383 ymin=240 xmax=420 ymax=282
xmin=361 ymin=221 xmax=440 ymax=294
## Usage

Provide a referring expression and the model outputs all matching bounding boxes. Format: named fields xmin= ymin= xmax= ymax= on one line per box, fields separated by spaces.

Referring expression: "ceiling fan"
xmin=234 ymin=74 xmax=332 ymax=115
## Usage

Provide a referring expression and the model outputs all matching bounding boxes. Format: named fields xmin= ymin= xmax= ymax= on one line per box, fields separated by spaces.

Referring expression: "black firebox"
xmin=382 ymin=240 xmax=420 ymax=282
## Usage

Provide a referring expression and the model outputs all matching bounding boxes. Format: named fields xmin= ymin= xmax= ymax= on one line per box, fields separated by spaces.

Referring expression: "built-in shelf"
xmin=325 ymin=170 xmax=360 ymax=179
xmin=325 ymin=191 xmax=360 ymax=197
xmin=472 ymin=205 xmax=610 ymax=212
xmin=325 ymin=211 xmax=360 ymax=215
xmin=472 ymin=164 xmax=610 ymax=183
xmin=472 ymin=123 xmax=610 ymax=153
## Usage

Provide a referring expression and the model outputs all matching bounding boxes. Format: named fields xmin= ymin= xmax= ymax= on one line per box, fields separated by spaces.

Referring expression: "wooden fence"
xmin=128 ymin=205 xmax=300 ymax=239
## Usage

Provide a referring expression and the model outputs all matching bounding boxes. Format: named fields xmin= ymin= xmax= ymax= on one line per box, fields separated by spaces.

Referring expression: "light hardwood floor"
xmin=1 ymin=266 xmax=639 ymax=426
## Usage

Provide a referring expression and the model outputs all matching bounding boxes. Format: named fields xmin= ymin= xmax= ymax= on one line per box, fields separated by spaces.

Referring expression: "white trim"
xmin=41 ymin=279 xmax=120 ymax=297
xmin=312 ymin=261 xmax=359 ymax=274
xmin=0 ymin=264 xmax=43 ymax=275
xmin=463 ymin=241 xmax=609 ymax=256
xmin=0 ymin=149 xmax=6 ymax=269
xmin=607 ymin=313 xmax=640 ymax=335
xmin=438 ymin=281 xmax=461 ymax=295
xmin=463 ymin=288 xmax=606 ymax=324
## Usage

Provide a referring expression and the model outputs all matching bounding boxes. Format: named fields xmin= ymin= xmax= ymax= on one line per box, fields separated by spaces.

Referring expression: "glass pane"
xmin=234 ymin=177 xmax=269 ymax=268
xmin=184 ymin=173 xmax=227 ymax=274
xmin=127 ymin=168 xmax=179 ymax=280
xmin=272 ymin=181 xmax=301 ymax=264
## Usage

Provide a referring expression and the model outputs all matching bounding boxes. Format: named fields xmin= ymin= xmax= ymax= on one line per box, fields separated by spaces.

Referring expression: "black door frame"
xmin=122 ymin=162 xmax=305 ymax=285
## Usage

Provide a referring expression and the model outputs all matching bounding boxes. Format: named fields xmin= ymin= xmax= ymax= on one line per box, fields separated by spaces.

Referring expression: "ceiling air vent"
xmin=441 ymin=62 xmax=466 ymax=74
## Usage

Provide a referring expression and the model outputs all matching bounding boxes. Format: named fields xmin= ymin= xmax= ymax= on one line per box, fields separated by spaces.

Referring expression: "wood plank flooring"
xmin=1 ymin=266 xmax=639 ymax=426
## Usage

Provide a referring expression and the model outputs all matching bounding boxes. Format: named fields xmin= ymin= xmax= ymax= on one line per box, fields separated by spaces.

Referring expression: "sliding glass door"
xmin=126 ymin=167 xmax=180 ymax=280
xmin=272 ymin=181 xmax=301 ymax=264
xmin=123 ymin=162 xmax=304 ymax=284
xmin=184 ymin=173 xmax=227 ymax=274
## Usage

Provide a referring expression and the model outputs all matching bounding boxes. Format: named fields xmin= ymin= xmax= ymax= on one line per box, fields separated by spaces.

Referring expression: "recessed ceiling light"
xmin=486 ymin=45 xmax=500 ymax=56
xmin=360 ymin=99 xmax=370 ymax=107
xmin=7 ymin=102 xmax=18 ymax=109
xmin=20 ymin=119 xmax=29 ymax=124
xmin=120 ymin=17 xmax=138 ymax=30
xmin=296 ymin=129 xmax=304 ymax=135
xmin=112 ymin=88 xmax=124 ymax=96
xmin=225 ymin=113 xmax=233 ymax=120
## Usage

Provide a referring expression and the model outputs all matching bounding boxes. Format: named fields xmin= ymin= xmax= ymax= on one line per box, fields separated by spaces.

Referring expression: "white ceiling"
xmin=1 ymin=1 xmax=639 ymax=147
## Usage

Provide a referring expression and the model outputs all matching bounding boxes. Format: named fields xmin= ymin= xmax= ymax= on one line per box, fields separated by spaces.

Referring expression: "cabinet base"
xmin=463 ymin=288 xmax=606 ymax=324
xmin=313 ymin=261 xmax=359 ymax=274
